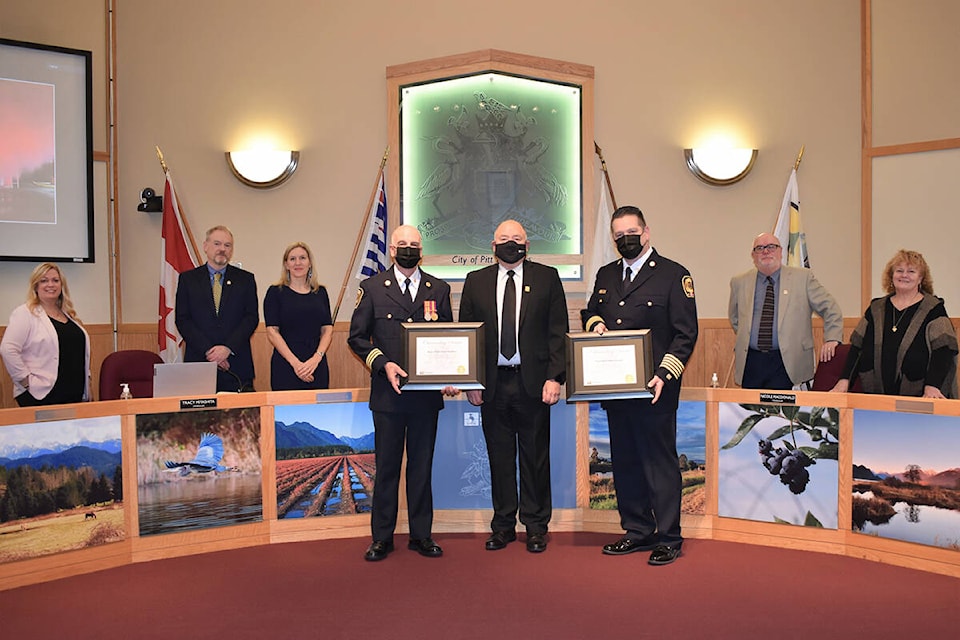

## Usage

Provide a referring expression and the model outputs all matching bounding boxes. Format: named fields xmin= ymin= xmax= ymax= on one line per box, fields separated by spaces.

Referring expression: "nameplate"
xmin=315 ymin=391 xmax=353 ymax=404
xmin=35 ymin=407 xmax=78 ymax=422
xmin=894 ymin=399 xmax=934 ymax=414
xmin=759 ymin=392 xmax=796 ymax=404
xmin=180 ymin=398 xmax=218 ymax=410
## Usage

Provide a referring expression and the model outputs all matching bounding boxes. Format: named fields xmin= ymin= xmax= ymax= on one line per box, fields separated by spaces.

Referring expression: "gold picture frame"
xmin=400 ymin=322 xmax=485 ymax=390
xmin=565 ymin=330 xmax=654 ymax=401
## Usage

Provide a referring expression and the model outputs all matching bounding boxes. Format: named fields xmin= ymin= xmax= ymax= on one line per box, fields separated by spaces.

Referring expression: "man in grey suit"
xmin=729 ymin=232 xmax=843 ymax=389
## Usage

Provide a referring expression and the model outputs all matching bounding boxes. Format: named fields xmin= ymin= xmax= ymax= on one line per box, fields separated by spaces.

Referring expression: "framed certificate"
xmin=565 ymin=330 xmax=654 ymax=401
xmin=400 ymin=322 xmax=485 ymax=390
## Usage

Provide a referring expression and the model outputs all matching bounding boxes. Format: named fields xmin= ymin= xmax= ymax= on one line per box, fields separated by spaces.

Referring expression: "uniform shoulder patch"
xmin=682 ymin=275 xmax=695 ymax=298
xmin=354 ymin=287 xmax=364 ymax=308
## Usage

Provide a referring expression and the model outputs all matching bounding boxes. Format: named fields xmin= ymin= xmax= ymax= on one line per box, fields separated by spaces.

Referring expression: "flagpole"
xmin=794 ymin=145 xmax=805 ymax=172
xmin=331 ymin=147 xmax=389 ymax=322
xmin=594 ymin=142 xmax=619 ymax=209
xmin=156 ymin=146 xmax=200 ymax=259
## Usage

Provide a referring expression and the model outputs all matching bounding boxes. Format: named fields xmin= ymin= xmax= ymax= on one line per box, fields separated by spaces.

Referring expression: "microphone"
xmin=222 ymin=367 xmax=254 ymax=393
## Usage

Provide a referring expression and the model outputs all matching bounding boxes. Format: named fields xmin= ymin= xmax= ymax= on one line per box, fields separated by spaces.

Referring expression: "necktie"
xmin=500 ymin=270 xmax=517 ymax=359
xmin=213 ymin=272 xmax=223 ymax=315
xmin=404 ymin=277 xmax=414 ymax=303
xmin=757 ymin=276 xmax=775 ymax=351
xmin=623 ymin=266 xmax=632 ymax=288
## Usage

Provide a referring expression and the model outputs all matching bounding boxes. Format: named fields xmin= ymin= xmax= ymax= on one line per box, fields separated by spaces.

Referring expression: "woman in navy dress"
xmin=264 ymin=242 xmax=334 ymax=390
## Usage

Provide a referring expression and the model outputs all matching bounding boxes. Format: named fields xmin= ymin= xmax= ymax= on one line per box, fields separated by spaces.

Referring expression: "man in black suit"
xmin=459 ymin=219 xmax=567 ymax=553
xmin=175 ymin=225 xmax=259 ymax=392
xmin=348 ymin=224 xmax=455 ymax=562
xmin=582 ymin=206 xmax=698 ymax=566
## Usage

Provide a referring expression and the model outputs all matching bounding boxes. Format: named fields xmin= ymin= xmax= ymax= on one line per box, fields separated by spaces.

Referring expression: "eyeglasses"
xmin=752 ymin=244 xmax=781 ymax=254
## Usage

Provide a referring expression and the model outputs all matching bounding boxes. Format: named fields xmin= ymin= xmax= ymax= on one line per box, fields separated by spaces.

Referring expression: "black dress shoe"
xmin=485 ymin=530 xmax=517 ymax=551
xmin=648 ymin=544 xmax=682 ymax=566
xmin=364 ymin=540 xmax=394 ymax=562
xmin=526 ymin=533 xmax=547 ymax=553
xmin=602 ymin=535 xmax=658 ymax=556
xmin=408 ymin=537 xmax=443 ymax=557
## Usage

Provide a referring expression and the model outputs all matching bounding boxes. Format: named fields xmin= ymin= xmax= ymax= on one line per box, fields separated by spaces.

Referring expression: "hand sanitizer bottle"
xmin=119 ymin=383 xmax=133 ymax=400
xmin=710 ymin=373 xmax=719 ymax=388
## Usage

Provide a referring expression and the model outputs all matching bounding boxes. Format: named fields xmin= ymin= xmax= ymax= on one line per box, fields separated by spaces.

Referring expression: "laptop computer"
xmin=153 ymin=362 xmax=218 ymax=397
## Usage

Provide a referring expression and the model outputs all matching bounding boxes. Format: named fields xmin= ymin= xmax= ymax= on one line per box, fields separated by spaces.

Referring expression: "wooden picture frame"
xmin=400 ymin=322 xmax=485 ymax=390
xmin=565 ymin=330 xmax=654 ymax=401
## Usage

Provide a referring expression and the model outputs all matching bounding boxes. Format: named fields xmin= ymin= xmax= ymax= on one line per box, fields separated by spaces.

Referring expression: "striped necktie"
xmin=757 ymin=276 xmax=775 ymax=351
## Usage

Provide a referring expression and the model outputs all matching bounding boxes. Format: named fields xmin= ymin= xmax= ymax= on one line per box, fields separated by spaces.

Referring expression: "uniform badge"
xmin=354 ymin=287 xmax=364 ymax=308
xmin=682 ymin=275 xmax=695 ymax=298
xmin=424 ymin=300 xmax=439 ymax=321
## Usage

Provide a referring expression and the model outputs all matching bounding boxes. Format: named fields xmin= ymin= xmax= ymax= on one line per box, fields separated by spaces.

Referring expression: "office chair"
xmin=99 ymin=350 xmax=163 ymax=400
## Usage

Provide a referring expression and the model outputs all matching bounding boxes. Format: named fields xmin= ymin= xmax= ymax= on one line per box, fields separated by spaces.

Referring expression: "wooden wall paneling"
xmin=575 ymin=401 xmax=590 ymax=509
xmin=259 ymin=404 xmax=277 ymax=522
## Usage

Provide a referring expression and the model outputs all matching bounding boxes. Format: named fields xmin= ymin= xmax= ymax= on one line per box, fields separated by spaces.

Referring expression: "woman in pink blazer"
xmin=1 ymin=263 xmax=90 ymax=406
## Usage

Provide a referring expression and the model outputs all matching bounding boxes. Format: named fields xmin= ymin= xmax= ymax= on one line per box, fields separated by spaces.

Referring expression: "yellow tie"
xmin=213 ymin=272 xmax=223 ymax=314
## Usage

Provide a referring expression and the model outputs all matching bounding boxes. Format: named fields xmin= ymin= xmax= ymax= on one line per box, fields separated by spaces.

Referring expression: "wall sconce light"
xmin=137 ymin=187 xmax=162 ymax=212
xmin=225 ymin=149 xmax=300 ymax=189
xmin=684 ymin=147 xmax=757 ymax=186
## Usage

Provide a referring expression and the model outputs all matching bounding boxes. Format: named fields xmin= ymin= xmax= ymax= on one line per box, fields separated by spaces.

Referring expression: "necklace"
xmin=890 ymin=294 xmax=919 ymax=332
xmin=891 ymin=308 xmax=907 ymax=332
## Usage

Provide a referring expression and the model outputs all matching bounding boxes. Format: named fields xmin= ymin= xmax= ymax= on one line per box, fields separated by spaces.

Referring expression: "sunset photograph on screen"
xmin=0 ymin=78 xmax=56 ymax=224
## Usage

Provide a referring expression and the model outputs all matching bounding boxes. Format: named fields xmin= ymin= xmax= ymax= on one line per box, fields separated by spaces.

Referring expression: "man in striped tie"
xmin=728 ymin=232 xmax=843 ymax=390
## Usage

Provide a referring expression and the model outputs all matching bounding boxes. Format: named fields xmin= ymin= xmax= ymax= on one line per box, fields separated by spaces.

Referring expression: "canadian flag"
xmin=158 ymin=171 xmax=199 ymax=362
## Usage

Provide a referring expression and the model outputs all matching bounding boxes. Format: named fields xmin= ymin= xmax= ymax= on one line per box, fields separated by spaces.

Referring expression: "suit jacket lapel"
xmin=776 ymin=268 xmax=791 ymax=331
xmin=384 ymin=276 xmax=410 ymax=310
xmin=218 ymin=265 xmax=232 ymax=313
xmin=625 ymin=251 xmax=657 ymax=294
xmin=518 ymin=262 xmax=531 ymax=329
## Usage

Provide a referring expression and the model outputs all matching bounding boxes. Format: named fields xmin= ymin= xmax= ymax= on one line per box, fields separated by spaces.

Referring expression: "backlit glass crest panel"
xmin=401 ymin=72 xmax=582 ymax=279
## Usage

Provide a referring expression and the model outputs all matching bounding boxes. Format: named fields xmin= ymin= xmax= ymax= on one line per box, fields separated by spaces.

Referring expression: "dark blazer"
xmin=175 ymin=264 xmax=259 ymax=390
xmin=348 ymin=267 xmax=452 ymax=413
xmin=459 ymin=260 xmax=567 ymax=401
xmin=582 ymin=250 xmax=698 ymax=411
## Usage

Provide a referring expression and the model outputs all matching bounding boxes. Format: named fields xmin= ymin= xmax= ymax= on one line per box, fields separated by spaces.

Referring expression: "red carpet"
xmin=1 ymin=533 xmax=957 ymax=639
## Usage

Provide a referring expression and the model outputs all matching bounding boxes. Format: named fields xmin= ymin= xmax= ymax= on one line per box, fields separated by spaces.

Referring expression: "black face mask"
xmin=394 ymin=246 xmax=421 ymax=269
xmin=616 ymin=234 xmax=644 ymax=260
xmin=494 ymin=241 xmax=526 ymax=265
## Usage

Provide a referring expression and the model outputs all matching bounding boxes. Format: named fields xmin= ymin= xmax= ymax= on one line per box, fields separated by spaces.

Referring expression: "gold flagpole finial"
xmin=156 ymin=146 xmax=168 ymax=174
xmin=794 ymin=145 xmax=805 ymax=172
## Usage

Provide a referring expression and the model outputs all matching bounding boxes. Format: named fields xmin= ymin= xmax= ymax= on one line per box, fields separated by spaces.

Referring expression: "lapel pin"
xmin=385 ymin=280 xmax=392 ymax=287
xmin=524 ymin=285 xmax=530 ymax=292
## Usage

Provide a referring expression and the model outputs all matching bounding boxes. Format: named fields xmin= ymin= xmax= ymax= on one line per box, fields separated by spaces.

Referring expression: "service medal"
xmin=424 ymin=300 xmax=438 ymax=321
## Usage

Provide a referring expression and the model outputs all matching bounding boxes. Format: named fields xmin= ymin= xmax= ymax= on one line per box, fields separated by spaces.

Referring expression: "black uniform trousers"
xmin=370 ymin=409 xmax=439 ymax=543
xmin=605 ymin=399 xmax=683 ymax=547
xmin=481 ymin=367 xmax=551 ymax=535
